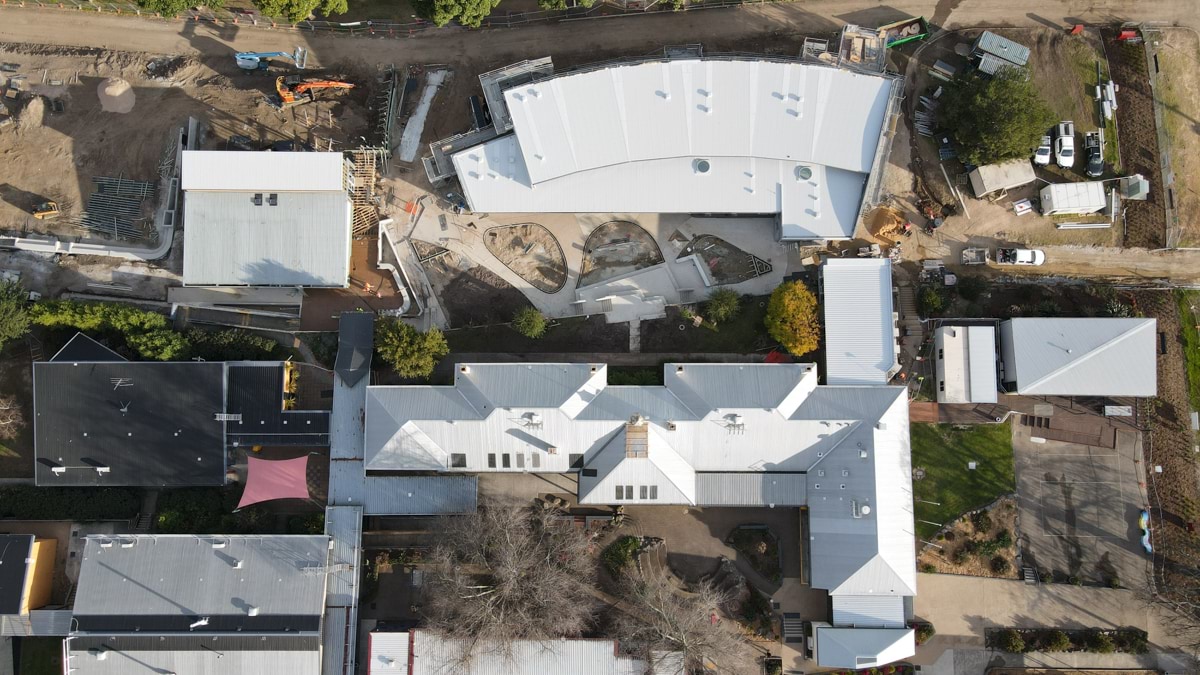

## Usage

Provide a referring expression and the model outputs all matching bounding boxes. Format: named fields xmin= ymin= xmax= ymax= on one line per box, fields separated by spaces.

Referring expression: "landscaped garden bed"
xmin=727 ymin=526 xmax=782 ymax=583
xmin=918 ymin=497 xmax=1020 ymax=579
xmin=988 ymin=627 xmax=1148 ymax=654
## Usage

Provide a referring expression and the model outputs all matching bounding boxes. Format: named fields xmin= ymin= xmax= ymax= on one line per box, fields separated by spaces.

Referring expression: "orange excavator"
xmin=274 ymin=75 xmax=354 ymax=108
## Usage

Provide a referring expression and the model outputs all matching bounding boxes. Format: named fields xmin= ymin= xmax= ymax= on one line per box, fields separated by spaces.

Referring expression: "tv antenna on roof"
xmin=119 ymin=402 xmax=131 ymax=415
xmin=110 ymin=377 xmax=133 ymax=390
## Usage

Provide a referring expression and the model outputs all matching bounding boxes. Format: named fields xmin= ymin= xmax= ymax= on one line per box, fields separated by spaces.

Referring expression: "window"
xmin=568 ymin=454 xmax=584 ymax=469
xmin=615 ymin=486 xmax=624 ymax=501
xmin=649 ymin=486 xmax=658 ymax=500
xmin=531 ymin=454 xmax=541 ymax=468
xmin=450 ymin=453 xmax=467 ymax=468
xmin=939 ymin=381 xmax=945 ymax=392
xmin=938 ymin=348 xmax=944 ymax=360
xmin=487 ymin=454 xmax=496 ymax=468
xmin=582 ymin=469 xmax=598 ymax=477
xmin=502 ymin=454 xmax=511 ymax=468
xmin=515 ymin=454 xmax=525 ymax=469
xmin=639 ymin=486 xmax=648 ymax=500
xmin=624 ymin=486 xmax=634 ymax=500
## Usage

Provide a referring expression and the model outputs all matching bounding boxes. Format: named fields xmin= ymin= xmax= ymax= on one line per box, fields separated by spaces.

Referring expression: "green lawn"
xmin=910 ymin=423 xmax=1016 ymax=539
xmin=18 ymin=638 xmax=63 ymax=675
xmin=1176 ymin=290 xmax=1200 ymax=411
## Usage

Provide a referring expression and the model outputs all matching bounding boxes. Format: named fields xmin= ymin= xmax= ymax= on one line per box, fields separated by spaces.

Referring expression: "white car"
xmin=1034 ymin=135 xmax=1052 ymax=166
xmin=1055 ymin=121 xmax=1075 ymax=169
xmin=997 ymin=248 xmax=1046 ymax=266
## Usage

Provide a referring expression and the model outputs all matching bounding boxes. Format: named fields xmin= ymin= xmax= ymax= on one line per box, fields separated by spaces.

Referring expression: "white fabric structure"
xmin=999 ymin=318 xmax=1157 ymax=396
xmin=452 ymin=59 xmax=896 ymax=240
xmin=822 ymin=259 xmax=897 ymax=385
xmin=934 ymin=325 xmax=998 ymax=404
xmin=365 ymin=362 xmax=918 ymax=665
xmin=181 ymin=151 xmax=351 ymax=287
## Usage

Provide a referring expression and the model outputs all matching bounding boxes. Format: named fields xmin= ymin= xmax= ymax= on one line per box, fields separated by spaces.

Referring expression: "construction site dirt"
xmin=0 ymin=42 xmax=373 ymax=244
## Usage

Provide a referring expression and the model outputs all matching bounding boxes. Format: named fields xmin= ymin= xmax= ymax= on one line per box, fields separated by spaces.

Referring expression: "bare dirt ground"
xmin=1103 ymin=28 xmax=1167 ymax=249
xmin=483 ymin=222 xmax=567 ymax=293
xmin=578 ymin=220 xmax=665 ymax=289
xmin=413 ymin=240 xmax=530 ymax=326
xmin=678 ymin=234 xmax=773 ymax=285
xmin=1157 ymin=28 xmax=1200 ymax=247
xmin=0 ymin=42 xmax=372 ymax=244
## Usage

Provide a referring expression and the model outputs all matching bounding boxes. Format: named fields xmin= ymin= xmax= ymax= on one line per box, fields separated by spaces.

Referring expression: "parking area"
xmin=1013 ymin=421 xmax=1151 ymax=588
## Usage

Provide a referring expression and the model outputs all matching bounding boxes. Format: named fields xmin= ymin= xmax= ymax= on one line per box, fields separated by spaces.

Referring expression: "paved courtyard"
xmin=1013 ymin=421 xmax=1151 ymax=588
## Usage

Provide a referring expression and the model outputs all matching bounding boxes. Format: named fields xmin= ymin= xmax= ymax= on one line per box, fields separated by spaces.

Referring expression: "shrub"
xmin=704 ymin=288 xmax=741 ymax=325
xmin=1040 ymin=571 xmax=1053 ymax=583
xmin=997 ymin=628 xmax=1025 ymax=653
xmin=951 ymin=546 xmax=970 ymax=564
xmin=764 ymin=282 xmax=820 ymax=356
xmin=1114 ymin=628 xmax=1148 ymax=654
xmin=976 ymin=539 xmax=1002 ymax=557
xmin=374 ymin=318 xmax=449 ymax=379
xmin=0 ymin=280 xmax=30 ymax=351
xmin=1069 ymin=575 xmax=1082 ymax=586
xmin=970 ymin=509 xmax=992 ymax=532
xmin=187 ymin=328 xmax=281 ymax=361
xmin=994 ymin=528 xmax=1013 ymax=548
xmin=30 ymin=300 xmax=186 ymax=360
xmin=0 ymin=486 xmax=139 ymax=520
xmin=1087 ymin=632 xmax=1115 ymax=654
xmin=1109 ymin=576 xmax=1121 ymax=589
xmin=1044 ymin=630 xmax=1071 ymax=652
xmin=919 ymin=286 xmax=944 ymax=315
xmin=1104 ymin=297 xmax=1134 ymax=318
xmin=912 ymin=622 xmax=935 ymax=645
xmin=921 ymin=563 xmax=937 ymax=573
xmin=990 ymin=555 xmax=1011 ymax=574
xmin=511 ymin=307 xmax=548 ymax=339
xmin=287 ymin=513 xmax=325 ymax=534
xmin=602 ymin=535 xmax=641 ymax=576
xmin=956 ymin=276 xmax=987 ymax=302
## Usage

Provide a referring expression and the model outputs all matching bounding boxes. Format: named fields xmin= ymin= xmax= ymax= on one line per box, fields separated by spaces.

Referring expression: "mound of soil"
xmin=97 ymin=77 xmax=135 ymax=113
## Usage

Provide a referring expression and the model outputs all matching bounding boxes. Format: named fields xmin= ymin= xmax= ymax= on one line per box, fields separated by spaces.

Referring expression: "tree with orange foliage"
xmin=764 ymin=281 xmax=820 ymax=356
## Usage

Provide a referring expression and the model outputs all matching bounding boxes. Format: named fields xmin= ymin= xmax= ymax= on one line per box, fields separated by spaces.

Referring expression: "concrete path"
xmin=913 ymin=573 xmax=1184 ymax=649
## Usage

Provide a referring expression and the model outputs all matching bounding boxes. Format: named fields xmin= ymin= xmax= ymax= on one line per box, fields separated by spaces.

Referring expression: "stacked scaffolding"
xmin=79 ymin=176 xmax=157 ymax=241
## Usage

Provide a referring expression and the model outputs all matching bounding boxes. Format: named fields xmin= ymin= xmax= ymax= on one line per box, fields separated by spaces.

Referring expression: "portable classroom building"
xmin=1039 ymin=181 xmax=1106 ymax=216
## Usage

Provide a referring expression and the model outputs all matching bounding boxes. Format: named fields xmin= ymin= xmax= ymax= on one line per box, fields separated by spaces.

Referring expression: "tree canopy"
xmin=413 ymin=0 xmax=498 ymax=27
xmin=251 ymin=0 xmax=346 ymax=22
xmin=938 ymin=67 xmax=1056 ymax=166
xmin=764 ymin=281 xmax=820 ymax=356
xmin=0 ymin=281 xmax=30 ymax=352
xmin=30 ymin=300 xmax=188 ymax=361
xmin=374 ymin=317 xmax=449 ymax=378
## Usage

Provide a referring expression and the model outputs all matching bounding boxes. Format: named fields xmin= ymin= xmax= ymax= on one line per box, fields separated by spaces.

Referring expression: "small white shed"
xmin=1040 ymin=181 xmax=1107 ymax=216
xmin=967 ymin=160 xmax=1036 ymax=198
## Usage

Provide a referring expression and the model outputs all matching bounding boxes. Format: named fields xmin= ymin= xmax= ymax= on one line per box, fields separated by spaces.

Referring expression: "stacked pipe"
xmin=78 ymin=175 xmax=158 ymax=241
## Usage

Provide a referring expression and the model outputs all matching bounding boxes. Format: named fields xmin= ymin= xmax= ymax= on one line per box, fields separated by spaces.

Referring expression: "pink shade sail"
xmin=237 ymin=455 xmax=311 ymax=508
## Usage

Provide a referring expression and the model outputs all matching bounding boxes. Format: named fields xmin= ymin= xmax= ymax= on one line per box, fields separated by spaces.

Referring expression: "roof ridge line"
xmin=1021 ymin=320 xmax=1150 ymax=392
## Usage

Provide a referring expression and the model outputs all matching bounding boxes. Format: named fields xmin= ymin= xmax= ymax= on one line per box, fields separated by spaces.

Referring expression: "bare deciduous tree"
xmin=614 ymin=567 xmax=757 ymax=675
xmin=423 ymin=499 xmax=598 ymax=655
xmin=0 ymin=394 xmax=23 ymax=441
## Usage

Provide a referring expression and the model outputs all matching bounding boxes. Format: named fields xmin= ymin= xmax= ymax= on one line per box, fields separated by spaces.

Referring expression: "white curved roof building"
xmin=452 ymin=58 xmax=899 ymax=240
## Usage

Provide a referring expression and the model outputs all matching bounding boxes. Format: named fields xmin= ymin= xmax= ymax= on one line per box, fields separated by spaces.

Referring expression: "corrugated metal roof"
xmin=831 ymin=595 xmax=906 ymax=628
xmin=409 ymin=631 xmax=651 ymax=674
xmin=324 ymin=506 xmax=362 ymax=606
xmin=322 ymin=607 xmax=352 ymax=675
xmin=823 ymin=259 xmax=896 ymax=385
xmin=453 ymin=139 xmax=867 ymax=240
xmin=976 ymin=52 xmax=1023 ymax=76
xmin=335 ymin=313 xmax=374 ymax=386
xmin=368 ymin=631 xmax=410 ymax=675
xmin=814 ymin=626 xmax=914 ymax=669
xmin=694 ymin=473 xmax=806 ymax=506
xmin=67 ymin=635 xmax=321 ymax=675
xmin=579 ymin=426 xmax=697 ymax=505
xmin=967 ymin=159 xmax=1036 ymax=197
xmin=181 ymin=151 xmax=345 ymax=192
xmin=182 ymin=191 xmax=351 ymax=287
xmin=1001 ymin=318 xmax=1157 ymax=396
xmin=73 ymin=535 xmax=328 ymax=632
xmin=973 ymin=31 xmax=1030 ymax=66
xmin=0 ymin=609 xmax=73 ymax=636
xmin=329 ymin=461 xmax=478 ymax=515
xmin=331 ymin=350 xmax=368 ymax=460
xmin=0 ymin=534 xmax=32 ymax=615
xmin=1039 ymin=181 xmax=1107 ymax=215
xmin=935 ymin=326 xmax=998 ymax=404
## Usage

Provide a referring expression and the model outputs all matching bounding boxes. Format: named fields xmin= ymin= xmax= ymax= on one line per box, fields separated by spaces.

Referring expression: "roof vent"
xmin=861 ymin=505 xmax=872 ymax=515
xmin=876 ymin=422 xmax=888 ymax=431
xmin=189 ymin=617 xmax=210 ymax=629
xmin=233 ymin=559 xmax=244 ymax=569
xmin=247 ymin=606 xmax=259 ymax=617
xmin=693 ymin=158 xmax=711 ymax=174
xmin=796 ymin=166 xmax=813 ymax=181
xmin=89 ymin=648 xmax=108 ymax=660
xmin=860 ymin=449 xmax=869 ymax=459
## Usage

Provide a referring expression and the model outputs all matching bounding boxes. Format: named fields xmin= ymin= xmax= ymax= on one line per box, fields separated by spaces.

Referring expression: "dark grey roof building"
xmin=225 ymin=363 xmax=330 ymax=447
xmin=34 ymin=358 xmax=227 ymax=487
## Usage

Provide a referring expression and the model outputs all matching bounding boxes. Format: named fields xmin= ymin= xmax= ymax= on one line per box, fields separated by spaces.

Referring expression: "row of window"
xmin=467 ymin=453 xmax=585 ymax=469
xmin=614 ymin=485 xmax=658 ymax=500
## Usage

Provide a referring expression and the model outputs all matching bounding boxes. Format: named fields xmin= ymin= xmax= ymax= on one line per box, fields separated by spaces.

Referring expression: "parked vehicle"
xmin=961 ymin=247 xmax=989 ymax=265
xmin=1055 ymin=121 xmax=1075 ymax=169
xmin=1085 ymin=131 xmax=1103 ymax=178
xmin=1033 ymin=135 xmax=1052 ymax=166
xmin=997 ymin=247 xmax=1046 ymax=266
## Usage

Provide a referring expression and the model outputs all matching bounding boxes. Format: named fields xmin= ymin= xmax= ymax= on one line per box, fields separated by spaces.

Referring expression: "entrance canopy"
xmin=237 ymin=455 xmax=311 ymax=508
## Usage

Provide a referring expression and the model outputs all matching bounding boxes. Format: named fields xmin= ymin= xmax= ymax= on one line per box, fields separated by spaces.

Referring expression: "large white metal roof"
xmin=452 ymin=58 xmax=894 ymax=240
xmin=405 ymin=631 xmax=652 ymax=675
xmin=822 ymin=259 xmax=897 ymax=385
xmin=815 ymin=626 xmax=915 ymax=669
xmin=182 ymin=191 xmax=351 ymax=286
xmin=999 ymin=318 xmax=1157 ymax=396
xmin=181 ymin=151 xmax=345 ymax=192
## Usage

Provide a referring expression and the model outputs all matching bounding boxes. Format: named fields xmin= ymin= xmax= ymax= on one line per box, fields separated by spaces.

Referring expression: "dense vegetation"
xmin=939 ymin=67 xmax=1057 ymax=166
xmin=764 ymin=282 xmax=820 ymax=356
xmin=0 ymin=486 xmax=140 ymax=520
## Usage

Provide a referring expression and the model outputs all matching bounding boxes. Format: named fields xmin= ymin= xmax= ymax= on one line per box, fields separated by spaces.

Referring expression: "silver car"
xmin=1055 ymin=121 xmax=1075 ymax=169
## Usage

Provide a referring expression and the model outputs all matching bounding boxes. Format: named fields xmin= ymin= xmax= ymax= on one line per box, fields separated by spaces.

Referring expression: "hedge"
xmin=988 ymin=627 xmax=1148 ymax=654
xmin=0 ymin=486 xmax=140 ymax=520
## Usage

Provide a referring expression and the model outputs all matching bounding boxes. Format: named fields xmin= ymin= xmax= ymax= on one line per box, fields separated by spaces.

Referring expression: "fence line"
xmin=0 ymin=0 xmax=798 ymax=36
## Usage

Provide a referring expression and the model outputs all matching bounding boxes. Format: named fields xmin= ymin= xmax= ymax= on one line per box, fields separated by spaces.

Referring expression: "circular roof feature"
xmin=796 ymin=166 xmax=813 ymax=180
xmin=694 ymin=159 xmax=711 ymax=174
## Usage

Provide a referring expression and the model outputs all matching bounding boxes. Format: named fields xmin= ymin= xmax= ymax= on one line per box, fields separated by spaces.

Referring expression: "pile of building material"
xmin=914 ymin=91 xmax=940 ymax=136
xmin=79 ymin=176 xmax=156 ymax=241
xmin=1096 ymin=63 xmax=1119 ymax=121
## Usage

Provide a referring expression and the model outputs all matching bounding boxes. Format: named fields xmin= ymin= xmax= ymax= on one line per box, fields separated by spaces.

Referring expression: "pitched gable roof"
xmin=579 ymin=423 xmax=696 ymax=504
xmin=1003 ymin=318 xmax=1156 ymax=396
